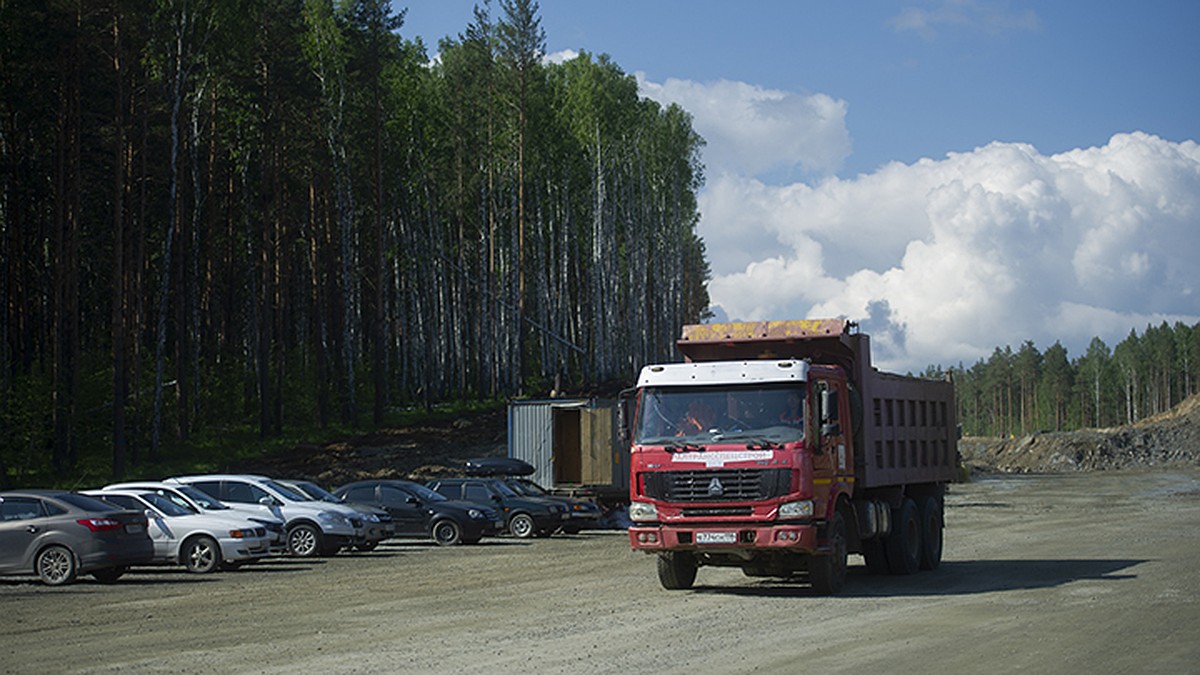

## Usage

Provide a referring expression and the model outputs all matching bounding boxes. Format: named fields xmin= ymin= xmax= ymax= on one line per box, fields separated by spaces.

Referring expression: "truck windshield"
xmin=634 ymin=385 xmax=806 ymax=445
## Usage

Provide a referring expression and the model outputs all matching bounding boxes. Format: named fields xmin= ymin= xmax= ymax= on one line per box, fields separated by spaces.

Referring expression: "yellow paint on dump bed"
xmin=679 ymin=319 xmax=851 ymax=343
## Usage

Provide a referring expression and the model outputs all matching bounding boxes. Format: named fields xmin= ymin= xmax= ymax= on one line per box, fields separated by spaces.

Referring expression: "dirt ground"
xmin=3 ymin=468 xmax=1199 ymax=674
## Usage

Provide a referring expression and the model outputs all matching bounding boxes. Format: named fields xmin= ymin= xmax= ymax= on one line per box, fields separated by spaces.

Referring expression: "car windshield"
xmin=634 ymin=384 xmax=807 ymax=445
xmin=403 ymin=483 xmax=447 ymax=502
xmin=264 ymin=480 xmax=310 ymax=502
xmin=506 ymin=481 xmax=534 ymax=496
xmin=517 ymin=480 xmax=548 ymax=495
xmin=140 ymin=492 xmax=195 ymax=517
xmin=289 ymin=481 xmax=339 ymax=503
xmin=176 ymin=485 xmax=228 ymax=510
xmin=58 ymin=493 xmax=120 ymax=512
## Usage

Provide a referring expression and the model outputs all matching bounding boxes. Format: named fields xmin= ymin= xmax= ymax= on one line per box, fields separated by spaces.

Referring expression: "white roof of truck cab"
xmin=637 ymin=360 xmax=808 ymax=387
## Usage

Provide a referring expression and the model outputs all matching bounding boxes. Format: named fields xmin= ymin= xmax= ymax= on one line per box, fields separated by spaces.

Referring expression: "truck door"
xmin=812 ymin=379 xmax=848 ymax=514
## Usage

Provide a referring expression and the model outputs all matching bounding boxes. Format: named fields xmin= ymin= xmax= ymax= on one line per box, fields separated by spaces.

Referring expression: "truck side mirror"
xmin=617 ymin=387 xmax=637 ymax=442
xmin=821 ymin=389 xmax=841 ymax=436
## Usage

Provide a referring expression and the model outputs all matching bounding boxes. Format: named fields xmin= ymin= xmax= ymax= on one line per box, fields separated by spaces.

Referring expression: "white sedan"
xmin=84 ymin=489 xmax=271 ymax=573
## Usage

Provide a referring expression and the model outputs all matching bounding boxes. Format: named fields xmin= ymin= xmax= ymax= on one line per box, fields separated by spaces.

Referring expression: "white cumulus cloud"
xmin=705 ymin=133 xmax=1200 ymax=372
xmin=637 ymin=74 xmax=851 ymax=178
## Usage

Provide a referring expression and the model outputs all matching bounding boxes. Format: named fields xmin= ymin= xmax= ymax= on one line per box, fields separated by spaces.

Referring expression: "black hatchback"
xmin=333 ymin=480 xmax=501 ymax=546
xmin=426 ymin=478 xmax=567 ymax=538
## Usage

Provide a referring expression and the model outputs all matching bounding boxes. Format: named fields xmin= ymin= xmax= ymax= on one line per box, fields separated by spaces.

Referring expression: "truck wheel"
xmin=810 ymin=511 xmax=848 ymax=595
xmin=657 ymin=552 xmax=698 ymax=590
xmin=861 ymin=537 xmax=890 ymax=575
xmin=919 ymin=496 xmax=944 ymax=570
xmin=885 ymin=498 xmax=922 ymax=575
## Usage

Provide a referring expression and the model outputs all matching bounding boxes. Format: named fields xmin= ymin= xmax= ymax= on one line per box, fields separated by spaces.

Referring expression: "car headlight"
xmin=778 ymin=500 xmax=814 ymax=519
xmin=629 ymin=501 xmax=658 ymax=522
xmin=467 ymin=509 xmax=484 ymax=519
xmin=363 ymin=513 xmax=380 ymax=523
xmin=318 ymin=511 xmax=350 ymax=526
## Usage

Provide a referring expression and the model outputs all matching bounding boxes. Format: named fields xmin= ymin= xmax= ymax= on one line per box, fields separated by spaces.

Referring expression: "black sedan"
xmin=503 ymin=478 xmax=601 ymax=534
xmin=333 ymin=480 xmax=502 ymax=546
xmin=0 ymin=490 xmax=154 ymax=585
xmin=426 ymin=478 xmax=567 ymax=538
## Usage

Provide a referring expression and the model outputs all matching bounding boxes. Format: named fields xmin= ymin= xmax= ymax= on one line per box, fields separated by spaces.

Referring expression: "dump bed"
xmin=676 ymin=319 xmax=958 ymax=488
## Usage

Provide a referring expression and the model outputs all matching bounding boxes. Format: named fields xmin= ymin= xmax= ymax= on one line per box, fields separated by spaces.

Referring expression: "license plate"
xmin=696 ymin=531 xmax=736 ymax=545
xmin=125 ymin=524 xmax=144 ymax=534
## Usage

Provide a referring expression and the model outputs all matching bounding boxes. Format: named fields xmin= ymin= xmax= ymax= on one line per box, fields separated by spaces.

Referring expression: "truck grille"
xmin=642 ymin=468 xmax=791 ymax=502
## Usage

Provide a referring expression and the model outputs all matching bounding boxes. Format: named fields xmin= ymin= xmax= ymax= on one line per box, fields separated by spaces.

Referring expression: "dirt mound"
xmin=234 ymin=408 xmax=509 ymax=488
xmin=959 ymin=393 xmax=1200 ymax=474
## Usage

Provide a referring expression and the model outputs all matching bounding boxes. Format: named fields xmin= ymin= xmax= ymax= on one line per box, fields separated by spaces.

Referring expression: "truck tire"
xmin=885 ymin=498 xmax=922 ymax=575
xmin=861 ymin=537 xmax=890 ymax=574
xmin=919 ymin=496 xmax=944 ymax=570
xmin=810 ymin=510 xmax=848 ymax=595
xmin=657 ymin=552 xmax=698 ymax=590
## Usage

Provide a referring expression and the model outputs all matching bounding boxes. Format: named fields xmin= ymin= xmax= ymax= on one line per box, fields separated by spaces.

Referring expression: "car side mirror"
xmin=406 ymin=496 xmax=420 ymax=505
xmin=259 ymin=496 xmax=277 ymax=507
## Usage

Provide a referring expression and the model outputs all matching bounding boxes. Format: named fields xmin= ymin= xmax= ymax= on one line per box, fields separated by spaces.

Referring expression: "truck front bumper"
xmin=629 ymin=523 xmax=817 ymax=552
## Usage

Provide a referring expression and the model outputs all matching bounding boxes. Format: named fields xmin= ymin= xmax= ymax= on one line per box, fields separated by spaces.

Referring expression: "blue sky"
xmin=393 ymin=1 xmax=1200 ymax=371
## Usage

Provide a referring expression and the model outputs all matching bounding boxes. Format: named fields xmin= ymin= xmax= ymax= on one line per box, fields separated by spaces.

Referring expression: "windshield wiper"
xmin=744 ymin=438 xmax=784 ymax=450
xmin=663 ymin=440 xmax=706 ymax=453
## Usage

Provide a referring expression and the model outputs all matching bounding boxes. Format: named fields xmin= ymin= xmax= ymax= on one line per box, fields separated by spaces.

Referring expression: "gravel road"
xmin=3 ymin=469 xmax=1199 ymax=674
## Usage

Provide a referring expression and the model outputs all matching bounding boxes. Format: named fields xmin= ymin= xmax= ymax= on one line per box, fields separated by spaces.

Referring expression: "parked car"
xmin=0 ymin=490 xmax=154 ymax=585
xmin=425 ymin=478 xmax=566 ymax=539
xmin=277 ymin=479 xmax=395 ymax=550
xmin=105 ymin=481 xmax=288 ymax=555
xmin=334 ymin=480 xmax=502 ymax=546
xmin=166 ymin=475 xmax=365 ymax=557
xmin=84 ymin=489 xmax=271 ymax=573
xmin=502 ymin=478 xmax=601 ymax=534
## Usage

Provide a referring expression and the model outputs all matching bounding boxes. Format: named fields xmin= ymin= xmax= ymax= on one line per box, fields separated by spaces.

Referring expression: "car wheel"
xmin=508 ymin=513 xmax=535 ymax=539
xmin=919 ymin=496 xmax=944 ymax=571
xmin=36 ymin=545 xmax=77 ymax=586
xmin=287 ymin=523 xmax=322 ymax=557
xmin=183 ymin=535 xmax=221 ymax=574
xmin=432 ymin=519 xmax=462 ymax=546
xmin=91 ymin=566 xmax=126 ymax=584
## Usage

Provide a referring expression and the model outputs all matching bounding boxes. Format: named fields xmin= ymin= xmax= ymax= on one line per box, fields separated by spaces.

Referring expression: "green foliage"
xmin=947 ymin=321 xmax=1200 ymax=437
xmin=0 ymin=0 xmax=708 ymax=484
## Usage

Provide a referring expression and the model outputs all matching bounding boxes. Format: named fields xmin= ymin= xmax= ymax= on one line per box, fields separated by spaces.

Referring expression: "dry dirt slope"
xmin=959 ymin=392 xmax=1200 ymax=474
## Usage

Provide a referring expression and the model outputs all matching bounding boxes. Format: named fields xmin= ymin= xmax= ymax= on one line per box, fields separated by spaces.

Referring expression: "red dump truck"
xmin=626 ymin=319 xmax=958 ymax=593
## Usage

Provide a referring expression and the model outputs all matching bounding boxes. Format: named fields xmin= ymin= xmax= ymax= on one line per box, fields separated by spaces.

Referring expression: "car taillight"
xmin=77 ymin=517 xmax=123 ymax=532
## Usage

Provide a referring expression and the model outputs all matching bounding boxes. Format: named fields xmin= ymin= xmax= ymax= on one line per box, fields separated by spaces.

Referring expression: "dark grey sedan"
xmin=0 ymin=490 xmax=155 ymax=585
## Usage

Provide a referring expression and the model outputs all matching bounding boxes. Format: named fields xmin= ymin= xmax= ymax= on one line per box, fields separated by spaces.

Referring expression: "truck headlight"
xmin=629 ymin=501 xmax=658 ymax=522
xmin=778 ymin=500 xmax=813 ymax=519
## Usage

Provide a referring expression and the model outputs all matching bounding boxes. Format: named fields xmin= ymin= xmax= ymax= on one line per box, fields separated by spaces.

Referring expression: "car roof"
xmin=1 ymin=489 xmax=77 ymax=497
xmin=169 ymin=474 xmax=273 ymax=482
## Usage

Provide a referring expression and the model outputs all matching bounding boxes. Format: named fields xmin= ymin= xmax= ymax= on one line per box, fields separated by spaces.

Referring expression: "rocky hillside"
xmin=959 ymin=393 xmax=1200 ymax=474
